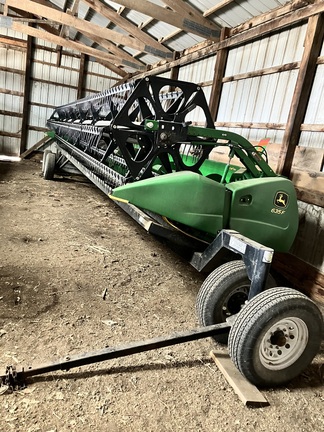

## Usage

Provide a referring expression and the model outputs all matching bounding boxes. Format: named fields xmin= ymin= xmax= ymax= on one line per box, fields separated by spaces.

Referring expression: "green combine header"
xmin=33 ymin=76 xmax=322 ymax=389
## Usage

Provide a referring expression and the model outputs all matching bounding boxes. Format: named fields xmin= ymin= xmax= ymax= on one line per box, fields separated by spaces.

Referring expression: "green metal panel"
xmin=226 ymin=177 xmax=299 ymax=252
xmin=112 ymin=173 xmax=299 ymax=253
xmin=112 ymin=171 xmax=227 ymax=234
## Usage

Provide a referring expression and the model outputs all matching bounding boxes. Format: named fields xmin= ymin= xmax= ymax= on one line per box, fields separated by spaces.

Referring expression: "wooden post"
xmin=20 ymin=34 xmax=34 ymax=155
xmin=169 ymin=51 xmax=180 ymax=83
xmin=209 ymin=27 xmax=230 ymax=121
xmin=77 ymin=53 xmax=87 ymax=99
xmin=277 ymin=13 xmax=324 ymax=176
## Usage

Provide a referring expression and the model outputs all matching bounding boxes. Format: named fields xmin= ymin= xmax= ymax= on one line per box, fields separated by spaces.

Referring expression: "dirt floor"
xmin=0 ymin=159 xmax=323 ymax=432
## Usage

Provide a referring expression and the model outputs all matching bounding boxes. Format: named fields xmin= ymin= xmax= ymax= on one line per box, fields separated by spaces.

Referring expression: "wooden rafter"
xmin=60 ymin=0 xmax=80 ymax=39
xmin=108 ymin=0 xmax=220 ymax=40
xmin=81 ymin=30 xmax=145 ymax=69
xmin=82 ymin=0 xmax=172 ymax=58
xmin=40 ymin=0 xmax=144 ymax=69
xmin=5 ymin=0 xmax=154 ymax=54
xmin=4 ymin=4 xmax=62 ymax=37
xmin=9 ymin=22 xmax=127 ymax=76
xmin=56 ymin=0 xmax=80 ymax=66
xmin=162 ymin=0 xmax=222 ymax=31
xmin=0 ymin=0 xmax=135 ymax=77
xmin=203 ymin=0 xmax=235 ymax=16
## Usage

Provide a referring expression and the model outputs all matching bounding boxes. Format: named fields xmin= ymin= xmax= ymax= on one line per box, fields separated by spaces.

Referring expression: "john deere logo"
xmin=274 ymin=192 xmax=289 ymax=208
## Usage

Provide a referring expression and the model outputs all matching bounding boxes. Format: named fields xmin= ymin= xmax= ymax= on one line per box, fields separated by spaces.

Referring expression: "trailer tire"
xmin=42 ymin=149 xmax=51 ymax=173
xmin=43 ymin=152 xmax=56 ymax=180
xmin=228 ymin=287 xmax=323 ymax=387
xmin=196 ymin=260 xmax=276 ymax=344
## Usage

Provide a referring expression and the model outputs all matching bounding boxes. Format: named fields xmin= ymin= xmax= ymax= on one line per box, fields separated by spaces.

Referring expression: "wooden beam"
xmin=0 ymin=110 xmax=23 ymax=118
xmin=6 ymin=0 xmax=148 ymax=52
xmin=291 ymin=169 xmax=324 ymax=208
xmin=222 ymin=61 xmax=300 ymax=83
xmin=277 ymin=13 xmax=324 ymax=176
xmin=10 ymin=23 xmax=127 ymax=76
xmin=20 ymin=34 xmax=33 ymax=155
xmin=0 ymin=131 xmax=21 ymax=138
xmin=3 ymin=17 xmax=60 ymax=24
xmin=0 ymin=88 xmax=24 ymax=97
xmin=7 ymin=0 xmax=137 ymax=70
xmin=33 ymin=0 xmax=143 ymax=69
xmin=209 ymin=27 xmax=230 ymax=121
xmin=20 ymin=135 xmax=53 ymax=159
xmin=30 ymin=101 xmax=56 ymax=109
xmin=214 ymin=121 xmax=286 ymax=130
xmin=210 ymin=142 xmax=323 ymax=170
xmin=130 ymin=2 xmax=324 ymax=79
xmin=108 ymin=0 xmax=220 ymax=40
xmin=204 ymin=0 xmax=235 ymax=16
xmin=162 ymin=0 xmax=222 ymax=31
xmin=82 ymin=0 xmax=172 ymax=58
xmin=0 ymin=35 xmax=27 ymax=49
xmin=273 ymin=253 xmax=324 ymax=304
xmin=56 ymin=0 xmax=84 ymax=67
xmin=50 ymin=0 xmax=145 ymax=70
xmin=77 ymin=53 xmax=87 ymax=99
xmin=29 ymin=126 xmax=48 ymax=132
xmin=6 ymin=3 xmax=63 ymax=37
xmin=210 ymin=351 xmax=269 ymax=407
xmin=5 ymin=6 xmax=141 ymax=69
xmin=59 ymin=0 xmax=80 ymax=40
xmin=81 ymin=30 xmax=145 ymax=70
xmin=0 ymin=66 xmax=25 ymax=75
xmin=169 ymin=51 xmax=180 ymax=82
xmin=213 ymin=121 xmax=324 ymax=133
xmin=230 ymin=0 xmax=314 ymax=36
xmin=31 ymin=77 xmax=77 ymax=89
xmin=301 ymin=123 xmax=324 ymax=132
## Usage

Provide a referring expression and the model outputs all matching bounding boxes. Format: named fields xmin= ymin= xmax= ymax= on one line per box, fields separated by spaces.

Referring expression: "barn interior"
xmin=0 ymin=1 xmax=323 ymax=431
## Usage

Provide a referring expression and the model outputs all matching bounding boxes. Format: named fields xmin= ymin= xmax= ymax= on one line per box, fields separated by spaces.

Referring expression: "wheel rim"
xmin=220 ymin=285 xmax=249 ymax=320
xmin=259 ymin=317 xmax=309 ymax=370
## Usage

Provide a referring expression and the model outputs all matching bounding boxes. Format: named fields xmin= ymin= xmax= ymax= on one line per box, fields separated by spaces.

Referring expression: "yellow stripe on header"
xmin=108 ymin=194 xmax=129 ymax=204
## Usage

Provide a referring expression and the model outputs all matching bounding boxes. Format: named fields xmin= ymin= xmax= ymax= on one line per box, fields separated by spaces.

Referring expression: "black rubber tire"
xmin=43 ymin=152 xmax=56 ymax=180
xmin=42 ymin=149 xmax=51 ymax=173
xmin=196 ymin=260 xmax=276 ymax=344
xmin=228 ymin=287 xmax=323 ymax=387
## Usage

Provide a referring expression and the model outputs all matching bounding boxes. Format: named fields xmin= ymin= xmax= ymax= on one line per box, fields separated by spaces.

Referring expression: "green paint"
xmin=112 ymin=122 xmax=299 ymax=252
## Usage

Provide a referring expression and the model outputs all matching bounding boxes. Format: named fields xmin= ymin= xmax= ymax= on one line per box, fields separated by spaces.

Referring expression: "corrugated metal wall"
xmin=0 ymin=17 xmax=120 ymax=155
xmin=177 ymin=56 xmax=215 ymax=124
xmin=217 ymin=24 xmax=307 ymax=143
xmin=301 ymin=63 xmax=324 ymax=150
xmin=29 ymin=40 xmax=81 ymax=148
xmin=0 ymin=28 xmax=26 ymax=155
xmin=85 ymin=61 xmax=119 ymax=96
